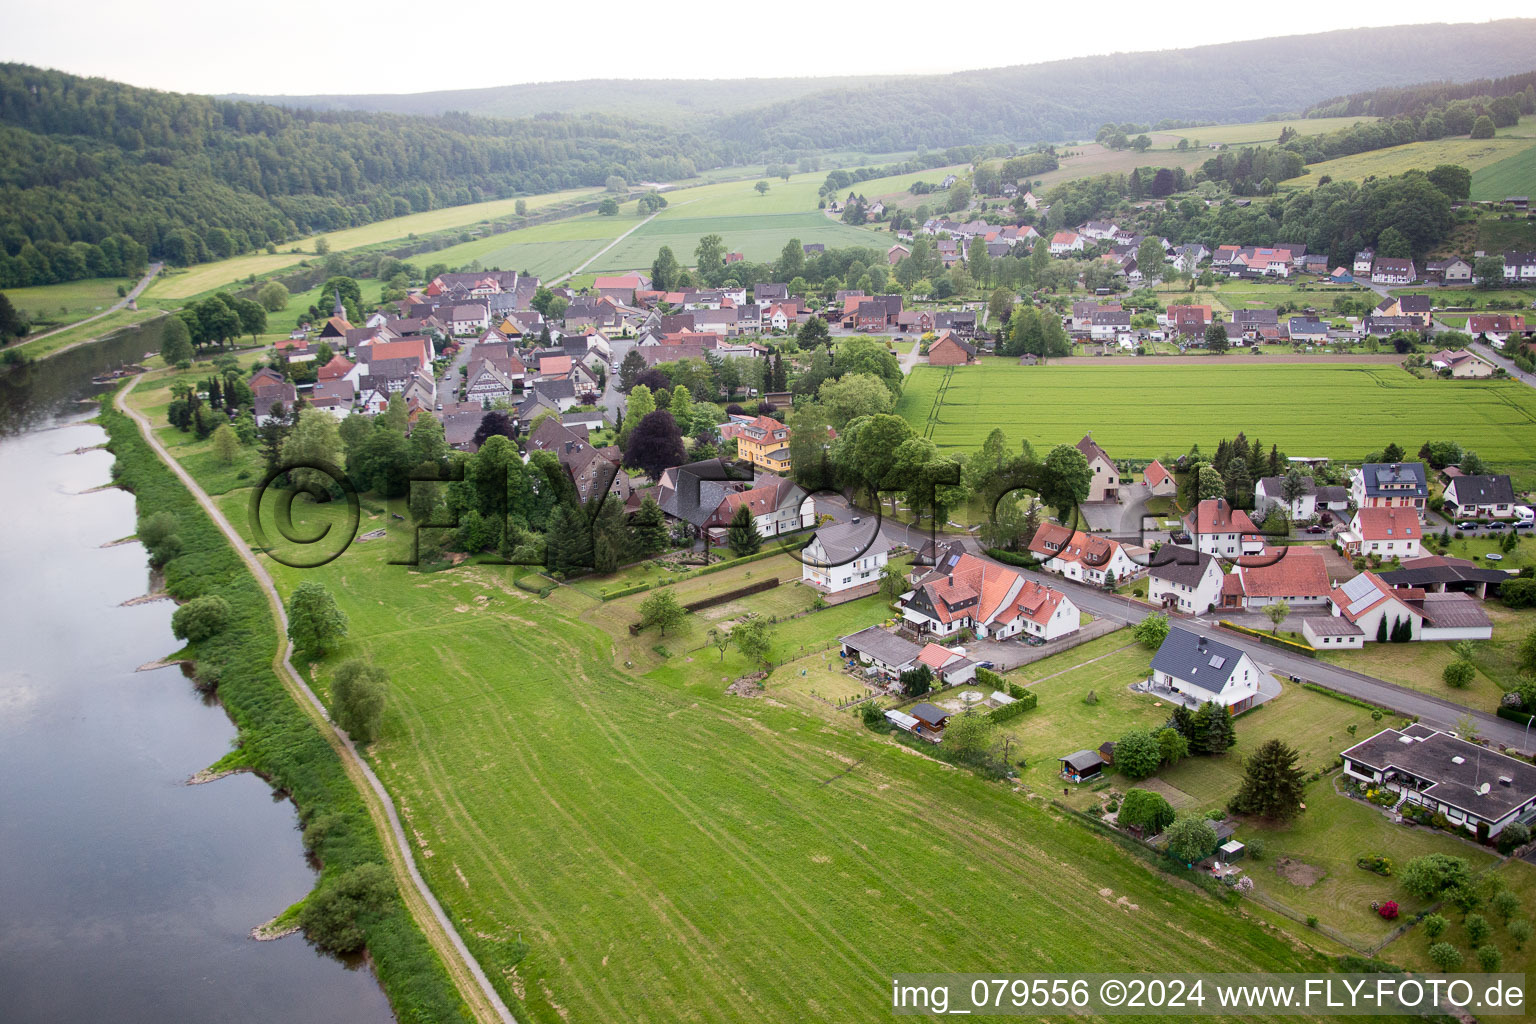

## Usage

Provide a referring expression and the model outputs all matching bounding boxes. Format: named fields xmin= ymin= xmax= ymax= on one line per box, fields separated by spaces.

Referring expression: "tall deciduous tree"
xmin=331 ymin=659 xmax=388 ymax=743
xmin=622 ymin=410 xmax=686 ymax=481
xmin=286 ymin=581 xmax=348 ymax=657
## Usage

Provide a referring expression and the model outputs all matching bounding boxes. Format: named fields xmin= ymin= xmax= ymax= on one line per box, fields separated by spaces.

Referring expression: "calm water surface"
xmin=0 ymin=336 xmax=393 ymax=1023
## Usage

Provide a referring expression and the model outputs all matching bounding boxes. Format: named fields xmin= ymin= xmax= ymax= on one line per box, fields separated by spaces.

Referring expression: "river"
xmin=0 ymin=327 xmax=394 ymax=1023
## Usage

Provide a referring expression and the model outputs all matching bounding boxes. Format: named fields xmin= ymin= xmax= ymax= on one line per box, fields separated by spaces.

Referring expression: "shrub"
xmin=1356 ymin=854 xmax=1393 ymax=876
xmin=1401 ymin=853 xmax=1471 ymax=899
xmin=1422 ymin=913 xmax=1447 ymax=940
xmin=1306 ymin=915 xmax=1319 ymax=928
xmin=1496 ymin=821 xmax=1531 ymax=855
xmin=1427 ymin=942 xmax=1462 ymax=971
xmin=298 ymin=862 xmax=394 ymax=953
xmin=331 ymin=659 xmax=388 ymax=743
xmin=1119 ymin=788 xmax=1176 ymax=834
xmin=1245 ymin=838 xmax=1266 ymax=861
xmin=1508 ymin=919 xmax=1532 ymax=950
xmin=1114 ymin=728 xmax=1163 ymax=780
xmin=1165 ymin=812 xmax=1218 ymax=863
xmin=1476 ymin=944 xmax=1503 ymax=971
xmin=1442 ymin=660 xmax=1474 ymax=688
xmin=137 ymin=510 xmax=182 ymax=567
xmin=171 ymin=594 xmax=232 ymax=643
xmin=1377 ymin=900 xmax=1399 ymax=920
xmin=1082 ymin=689 xmax=1098 ymax=706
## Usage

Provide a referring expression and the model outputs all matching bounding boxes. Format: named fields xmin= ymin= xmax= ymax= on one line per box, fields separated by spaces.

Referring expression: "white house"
xmin=446 ymin=303 xmax=490 ymax=336
xmin=901 ymin=543 xmax=1079 ymax=640
xmin=800 ymin=520 xmax=889 ymax=598
xmin=1253 ymin=475 xmax=1318 ymax=519
xmin=1149 ymin=626 xmax=1266 ymax=713
xmin=1076 ymin=433 xmax=1121 ymax=502
xmin=1311 ymin=571 xmax=1492 ymax=645
xmin=1371 ymin=258 xmax=1416 ymax=285
xmin=1341 ymin=724 xmax=1536 ymax=839
xmin=1147 ymin=548 xmax=1225 ymax=615
xmin=1181 ymin=498 xmax=1263 ymax=558
xmin=1443 ymin=475 xmax=1516 ymax=520
xmin=1352 ymin=250 xmax=1375 ymax=277
xmin=1339 ymin=508 xmax=1422 ymax=559
xmin=1027 ymin=523 xmax=1146 ymax=586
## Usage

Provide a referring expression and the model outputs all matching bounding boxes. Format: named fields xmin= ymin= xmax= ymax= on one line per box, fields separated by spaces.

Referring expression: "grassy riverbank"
xmin=97 ymin=401 xmax=474 ymax=1024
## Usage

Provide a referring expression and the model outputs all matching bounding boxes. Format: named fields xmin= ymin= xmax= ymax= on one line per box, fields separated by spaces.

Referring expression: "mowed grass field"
xmin=1471 ymin=144 xmax=1536 ymax=201
xmin=1281 ymin=118 xmax=1536 ymax=191
xmin=125 ymin=374 xmax=1335 ymax=1023
xmin=1151 ymin=117 xmax=1381 ymax=149
xmin=148 ymin=186 xmax=602 ymax=299
xmin=3 ymin=276 xmax=132 ymax=323
xmin=897 ymin=359 xmax=1536 ymax=485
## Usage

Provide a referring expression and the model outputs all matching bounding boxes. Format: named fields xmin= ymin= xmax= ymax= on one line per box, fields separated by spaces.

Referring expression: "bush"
xmin=1401 ymin=853 xmax=1471 ymax=899
xmin=1377 ymin=900 xmax=1399 ymax=920
xmin=1306 ymin=915 xmax=1319 ymax=928
xmin=1356 ymin=854 xmax=1393 ymax=876
xmin=138 ymin=510 xmax=182 ymax=567
xmin=1114 ymin=728 xmax=1163 ymax=780
xmin=331 ymin=659 xmax=388 ymax=743
xmin=1422 ymin=913 xmax=1447 ymax=940
xmin=1442 ymin=660 xmax=1475 ymax=688
xmin=298 ymin=862 xmax=394 ymax=953
xmin=1245 ymin=838 xmax=1266 ymax=861
xmin=1476 ymin=944 xmax=1503 ymax=971
xmin=1119 ymin=788 xmax=1176 ymax=834
xmin=1496 ymin=821 xmax=1531 ymax=855
xmin=1465 ymin=913 xmax=1491 ymax=947
xmin=171 ymin=594 xmax=232 ymax=643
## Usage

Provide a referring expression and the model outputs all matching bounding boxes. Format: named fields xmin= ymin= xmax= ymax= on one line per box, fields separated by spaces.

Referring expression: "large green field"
xmin=4 ymin=276 xmax=132 ymax=323
xmin=897 ymin=359 xmax=1536 ymax=484
xmin=147 ymin=187 xmax=602 ymax=299
xmin=1150 ymin=117 xmax=1381 ymax=149
xmin=124 ymin=370 xmax=1343 ymax=1024
xmin=1280 ymin=118 xmax=1536 ymax=191
xmin=1471 ymin=144 xmax=1536 ymax=201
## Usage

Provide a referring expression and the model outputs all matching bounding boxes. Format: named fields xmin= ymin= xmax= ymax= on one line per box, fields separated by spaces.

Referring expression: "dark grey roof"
xmin=1413 ymin=593 xmax=1491 ymax=629
xmin=1257 ymin=474 xmax=1317 ymax=497
xmin=1360 ymin=462 xmax=1427 ymax=498
xmin=1148 ymin=546 xmax=1217 ymax=588
xmin=1378 ymin=558 xmax=1508 ymax=588
xmin=754 ymin=283 xmax=789 ymax=302
xmin=1448 ymin=474 xmax=1515 ymax=506
xmin=910 ymin=702 xmax=950 ymax=727
xmin=808 ymin=520 xmax=883 ymax=565
xmin=1233 ymin=308 xmax=1279 ymax=324
xmin=1149 ymin=626 xmax=1247 ymax=693
xmin=1060 ymin=750 xmax=1104 ymax=772
xmin=1342 ymin=726 xmax=1536 ymax=820
xmin=839 ymin=625 xmax=921 ymax=667
xmin=531 ymin=378 xmax=575 ymax=402
xmin=659 ymin=459 xmax=756 ymax=529
xmin=1315 ymin=485 xmax=1348 ymax=504
xmin=1302 ymin=615 xmax=1363 ymax=636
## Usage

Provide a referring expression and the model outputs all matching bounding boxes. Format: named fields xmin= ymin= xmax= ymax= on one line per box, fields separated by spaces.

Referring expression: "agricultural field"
xmin=120 ymin=480 xmax=1322 ymax=1023
xmin=896 ymin=359 xmax=1536 ymax=487
xmin=3 ymin=276 xmax=133 ymax=325
xmin=1280 ymin=120 xmax=1536 ymax=191
xmin=1150 ymin=117 xmax=1382 ymax=150
xmin=147 ymin=186 xmax=602 ymax=299
xmin=1027 ymin=143 xmax=1209 ymax=193
xmin=594 ymin=211 xmax=880 ymax=273
xmin=1472 ymin=146 xmax=1536 ymax=201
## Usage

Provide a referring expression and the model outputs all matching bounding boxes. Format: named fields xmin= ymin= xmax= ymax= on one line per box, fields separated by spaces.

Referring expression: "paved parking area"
xmin=968 ymin=618 xmax=1121 ymax=671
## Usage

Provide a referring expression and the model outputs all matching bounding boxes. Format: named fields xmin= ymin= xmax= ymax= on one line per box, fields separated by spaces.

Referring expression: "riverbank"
xmin=97 ymin=399 xmax=474 ymax=1024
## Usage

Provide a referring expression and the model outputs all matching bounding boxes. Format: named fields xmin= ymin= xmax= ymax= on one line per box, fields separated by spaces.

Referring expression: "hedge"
xmin=1302 ymin=681 xmax=1414 ymax=722
xmin=683 ymin=577 xmax=779 ymax=612
xmin=989 ymin=692 xmax=1038 ymax=723
xmin=1497 ymin=706 xmax=1535 ymax=726
xmin=597 ymin=547 xmax=786 ymax=601
xmin=1218 ymin=620 xmax=1318 ymax=657
xmin=986 ymin=548 xmax=1040 ymax=569
xmin=100 ymin=405 xmax=476 ymax=1023
xmin=514 ymin=574 xmax=556 ymax=598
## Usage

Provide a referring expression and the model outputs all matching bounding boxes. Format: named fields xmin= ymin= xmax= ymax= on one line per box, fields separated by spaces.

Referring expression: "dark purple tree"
xmin=621 ymin=410 xmax=687 ymax=481
xmin=472 ymin=411 xmax=517 ymax=449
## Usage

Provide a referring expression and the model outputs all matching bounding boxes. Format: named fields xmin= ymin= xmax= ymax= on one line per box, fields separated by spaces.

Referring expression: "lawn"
xmin=10 ymin=306 xmax=168 ymax=359
xmin=1153 ymin=117 xmax=1382 ymax=149
xmin=1280 ymin=123 xmax=1536 ymax=191
xmin=1472 ymin=146 xmax=1536 ymax=202
xmin=147 ymin=187 xmax=601 ymax=299
xmin=4 ymin=276 xmax=133 ymax=325
xmin=1320 ymin=603 xmax=1536 ymax=704
xmin=1240 ymin=781 xmax=1499 ymax=949
xmin=896 ymin=359 xmax=1536 ymax=487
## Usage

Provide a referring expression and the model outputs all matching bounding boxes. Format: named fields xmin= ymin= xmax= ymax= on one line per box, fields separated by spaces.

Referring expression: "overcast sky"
xmin=3 ymin=2 xmax=1532 ymax=96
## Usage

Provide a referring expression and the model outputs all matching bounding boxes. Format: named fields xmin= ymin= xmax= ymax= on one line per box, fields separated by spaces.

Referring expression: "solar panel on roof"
xmin=1209 ymin=655 xmax=1225 ymax=669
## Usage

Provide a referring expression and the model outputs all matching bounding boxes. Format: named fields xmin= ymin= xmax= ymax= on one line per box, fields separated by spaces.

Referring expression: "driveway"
xmin=1078 ymin=483 xmax=1150 ymax=538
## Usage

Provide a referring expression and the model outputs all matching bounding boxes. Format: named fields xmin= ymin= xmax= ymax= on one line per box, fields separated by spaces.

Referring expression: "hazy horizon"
xmin=2 ymin=2 xmax=1532 ymax=98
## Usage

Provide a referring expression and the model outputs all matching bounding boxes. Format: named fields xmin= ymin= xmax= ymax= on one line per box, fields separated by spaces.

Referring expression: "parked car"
xmin=1515 ymin=521 xmax=1534 ymax=531
xmin=1456 ymin=521 xmax=1479 ymax=530
xmin=1486 ymin=521 xmax=1509 ymax=531
xmin=1305 ymin=525 xmax=1327 ymax=534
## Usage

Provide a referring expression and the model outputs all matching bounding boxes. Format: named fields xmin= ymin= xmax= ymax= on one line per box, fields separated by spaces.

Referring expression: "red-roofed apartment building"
xmin=900 ymin=543 xmax=1079 ymax=641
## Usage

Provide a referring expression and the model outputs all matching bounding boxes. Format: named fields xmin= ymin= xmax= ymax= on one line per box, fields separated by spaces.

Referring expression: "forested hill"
xmin=714 ymin=19 xmax=1536 ymax=151
xmin=223 ymin=75 xmax=902 ymax=124
xmin=0 ymin=64 xmax=729 ymax=289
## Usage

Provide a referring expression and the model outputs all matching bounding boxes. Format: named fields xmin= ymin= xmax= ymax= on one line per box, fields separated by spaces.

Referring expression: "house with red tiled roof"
xmin=927 ymin=331 xmax=977 ymax=366
xmin=1142 ymin=459 xmax=1176 ymax=496
xmin=700 ymin=477 xmax=811 ymax=544
xmin=1182 ymin=499 xmax=1263 ymax=558
xmin=1219 ymin=546 xmax=1332 ymax=610
xmin=1050 ymin=231 xmax=1084 ymax=255
xmin=537 ymin=354 xmax=573 ymax=380
xmin=915 ymin=643 xmax=978 ymax=685
xmin=1075 ymin=433 xmax=1120 ymax=502
xmin=317 ymin=353 xmax=358 ymax=386
xmin=1027 ymin=523 xmax=1147 ymax=587
xmin=1339 ymin=509 xmax=1421 ymax=559
xmin=900 ymin=542 xmax=1079 ymax=640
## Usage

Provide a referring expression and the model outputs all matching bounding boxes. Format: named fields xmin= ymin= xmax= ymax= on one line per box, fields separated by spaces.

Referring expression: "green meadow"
xmin=4 ymin=276 xmax=132 ymax=323
xmin=124 ymin=371 xmax=1344 ymax=1024
xmin=897 ymin=359 xmax=1536 ymax=485
xmin=1281 ymin=118 xmax=1536 ymax=191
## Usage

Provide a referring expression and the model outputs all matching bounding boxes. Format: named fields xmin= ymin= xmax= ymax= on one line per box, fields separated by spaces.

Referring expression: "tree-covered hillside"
xmin=714 ymin=20 xmax=1536 ymax=151
xmin=0 ymin=64 xmax=727 ymax=288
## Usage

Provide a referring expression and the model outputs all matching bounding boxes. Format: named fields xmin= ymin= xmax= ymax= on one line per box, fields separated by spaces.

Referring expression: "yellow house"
xmin=736 ymin=415 xmax=793 ymax=474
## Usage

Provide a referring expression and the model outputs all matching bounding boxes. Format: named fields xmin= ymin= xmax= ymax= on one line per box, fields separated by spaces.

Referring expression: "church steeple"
xmin=332 ymin=288 xmax=345 ymax=318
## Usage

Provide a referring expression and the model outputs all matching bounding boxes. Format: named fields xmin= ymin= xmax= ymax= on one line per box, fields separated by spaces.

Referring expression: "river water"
xmin=0 ymin=329 xmax=394 ymax=1023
